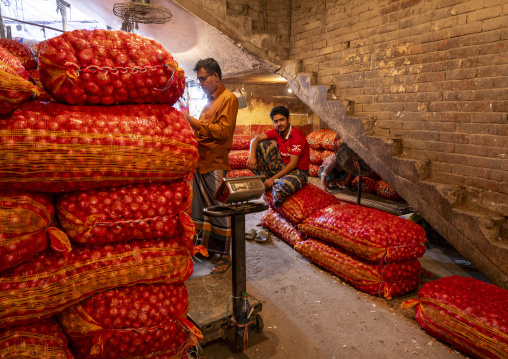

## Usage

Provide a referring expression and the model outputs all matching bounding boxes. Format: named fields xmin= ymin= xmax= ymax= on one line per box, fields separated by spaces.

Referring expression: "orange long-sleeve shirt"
xmin=194 ymin=84 xmax=239 ymax=174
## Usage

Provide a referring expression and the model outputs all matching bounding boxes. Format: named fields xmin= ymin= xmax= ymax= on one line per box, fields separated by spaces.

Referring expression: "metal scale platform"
xmin=186 ymin=175 xmax=268 ymax=352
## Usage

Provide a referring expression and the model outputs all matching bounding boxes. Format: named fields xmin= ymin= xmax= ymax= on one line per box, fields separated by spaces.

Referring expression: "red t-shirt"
xmin=265 ymin=126 xmax=310 ymax=171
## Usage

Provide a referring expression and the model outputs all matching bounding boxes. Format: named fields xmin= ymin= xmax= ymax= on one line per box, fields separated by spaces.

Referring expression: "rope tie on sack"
xmin=230 ymin=315 xmax=252 ymax=351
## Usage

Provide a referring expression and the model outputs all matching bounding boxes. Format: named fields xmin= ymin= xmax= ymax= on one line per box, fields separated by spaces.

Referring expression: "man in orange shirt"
xmin=181 ymin=58 xmax=239 ymax=274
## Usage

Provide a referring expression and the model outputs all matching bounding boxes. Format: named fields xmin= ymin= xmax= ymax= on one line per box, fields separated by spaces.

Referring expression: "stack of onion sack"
xmin=58 ymin=283 xmax=202 ymax=358
xmin=402 ymin=276 xmax=508 ymax=359
xmin=297 ymin=204 xmax=427 ymax=298
xmin=295 ymin=239 xmax=421 ymax=299
xmin=0 ymin=235 xmax=194 ymax=328
xmin=307 ymin=129 xmax=339 ymax=177
xmin=0 ymin=317 xmax=73 ymax=358
xmin=0 ymin=45 xmax=40 ymax=114
xmin=263 ymin=183 xmax=339 ymax=226
xmin=260 ymin=209 xmax=305 ymax=247
xmin=38 ymin=29 xmax=185 ymax=106
xmin=351 ymin=176 xmax=378 ymax=194
xmin=0 ymin=101 xmax=198 ymax=192
xmin=227 ymin=150 xmax=254 ymax=178
xmin=0 ymin=190 xmax=71 ymax=273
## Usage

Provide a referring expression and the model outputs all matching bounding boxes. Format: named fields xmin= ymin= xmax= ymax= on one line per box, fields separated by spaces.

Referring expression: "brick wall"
xmin=289 ymin=0 xmax=508 ymax=215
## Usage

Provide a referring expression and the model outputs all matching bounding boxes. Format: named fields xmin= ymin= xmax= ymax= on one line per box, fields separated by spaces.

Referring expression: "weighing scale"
xmin=186 ymin=175 xmax=268 ymax=352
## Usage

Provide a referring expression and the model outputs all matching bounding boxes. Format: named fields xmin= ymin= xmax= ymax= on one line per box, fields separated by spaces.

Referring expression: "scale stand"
xmin=187 ymin=176 xmax=268 ymax=352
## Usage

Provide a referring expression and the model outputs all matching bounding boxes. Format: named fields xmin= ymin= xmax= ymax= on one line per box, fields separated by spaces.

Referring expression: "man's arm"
xmin=183 ymin=97 xmax=238 ymax=140
xmin=246 ymin=133 xmax=268 ymax=170
xmin=264 ymin=154 xmax=299 ymax=189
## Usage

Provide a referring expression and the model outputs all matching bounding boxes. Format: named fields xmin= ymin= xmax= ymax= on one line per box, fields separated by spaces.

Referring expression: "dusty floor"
xmin=192 ymin=178 xmax=485 ymax=359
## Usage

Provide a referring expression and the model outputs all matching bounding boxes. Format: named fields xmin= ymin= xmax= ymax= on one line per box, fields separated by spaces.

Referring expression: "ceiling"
xmin=63 ymin=0 xmax=285 ymax=84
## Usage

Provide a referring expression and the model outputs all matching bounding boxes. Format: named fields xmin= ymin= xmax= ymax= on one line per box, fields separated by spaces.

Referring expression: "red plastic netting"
xmin=38 ymin=30 xmax=185 ymax=106
xmin=309 ymin=148 xmax=324 ymax=165
xmin=0 ymin=101 xmax=198 ymax=192
xmin=309 ymin=164 xmax=319 ymax=177
xmin=56 ymin=181 xmax=193 ymax=247
xmin=226 ymin=169 xmax=254 ymax=178
xmin=402 ymin=276 xmax=508 ymax=359
xmin=306 ymin=129 xmax=338 ymax=150
xmin=0 ymin=39 xmax=37 ymax=71
xmin=352 ymin=176 xmax=378 ymax=194
xmin=0 ymin=46 xmax=40 ymax=115
xmin=0 ymin=191 xmax=71 ymax=273
xmin=263 ymin=183 xmax=339 ymax=225
xmin=59 ymin=283 xmax=201 ymax=358
xmin=231 ymin=135 xmax=252 ymax=150
xmin=0 ymin=317 xmax=73 ymax=358
xmin=296 ymin=238 xmax=421 ymax=299
xmin=260 ymin=208 xmax=305 ymax=247
xmin=375 ymin=180 xmax=402 ymax=201
xmin=0 ymin=235 xmax=194 ymax=328
xmin=229 ymin=150 xmax=250 ymax=170
xmin=298 ymin=203 xmax=427 ymax=263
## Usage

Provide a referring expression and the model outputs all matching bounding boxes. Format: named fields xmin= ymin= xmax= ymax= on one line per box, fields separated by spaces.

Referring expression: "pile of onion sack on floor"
xmin=227 ymin=135 xmax=254 ymax=178
xmin=262 ymin=182 xmax=426 ymax=299
xmin=0 ymin=30 xmax=203 ymax=358
xmin=261 ymin=178 xmax=508 ymax=359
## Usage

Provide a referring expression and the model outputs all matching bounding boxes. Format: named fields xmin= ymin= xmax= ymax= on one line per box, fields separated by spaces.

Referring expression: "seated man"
xmin=319 ymin=153 xmax=349 ymax=192
xmin=247 ymin=106 xmax=310 ymax=206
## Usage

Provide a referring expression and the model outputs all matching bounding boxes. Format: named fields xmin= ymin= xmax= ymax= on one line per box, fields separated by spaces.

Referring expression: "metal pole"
xmin=231 ymin=213 xmax=246 ymax=351
xmin=61 ymin=5 xmax=68 ymax=31
xmin=0 ymin=5 xmax=5 ymax=39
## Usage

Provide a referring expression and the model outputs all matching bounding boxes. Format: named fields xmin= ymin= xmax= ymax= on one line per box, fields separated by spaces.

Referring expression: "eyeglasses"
xmin=197 ymin=73 xmax=213 ymax=83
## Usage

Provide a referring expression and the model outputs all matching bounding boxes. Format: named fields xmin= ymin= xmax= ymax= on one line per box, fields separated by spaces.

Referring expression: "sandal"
xmin=255 ymin=230 xmax=271 ymax=243
xmin=245 ymin=228 xmax=257 ymax=241
xmin=211 ymin=256 xmax=232 ymax=274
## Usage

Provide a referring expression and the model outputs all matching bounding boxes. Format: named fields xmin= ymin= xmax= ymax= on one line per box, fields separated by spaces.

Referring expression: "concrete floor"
xmin=193 ymin=178 xmax=486 ymax=359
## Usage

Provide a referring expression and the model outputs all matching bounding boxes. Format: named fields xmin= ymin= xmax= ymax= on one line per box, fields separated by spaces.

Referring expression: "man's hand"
xmin=264 ymin=177 xmax=275 ymax=190
xmin=247 ymin=156 xmax=257 ymax=171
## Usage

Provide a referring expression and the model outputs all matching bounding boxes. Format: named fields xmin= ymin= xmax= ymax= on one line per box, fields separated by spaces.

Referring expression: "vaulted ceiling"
xmin=63 ymin=0 xmax=282 ymax=83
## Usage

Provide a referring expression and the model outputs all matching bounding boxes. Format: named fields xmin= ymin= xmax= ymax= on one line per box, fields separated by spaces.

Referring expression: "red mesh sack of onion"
xmin=306 ymin=129 xmax=336 ymax=150
xmin=37 ymin=29 xmax=185 ymax=106
xmin=309 ymin=164 xmax=320 ymax=177
xmin=0 ymin=39 xmax=37 ymax=70
xmin=0 ymin=46 xmax=40 ymax=115
xmin=58 ymin=283 xmax=202 ymax=359
xmin=0 ymin=317 xmax=73 ymax=358
xmin=296 ymin=238 xmax=421 ymax=299
xmin=263 ymin=183 xmax=339 ymax=225
xmin=298 ymin=203 xmax=427 ymax=263
xmin=229 ymin=150 xmax=250 ymax=170
xmin=226 ymin=169 xmax=254 ymax=178
xmin=231 ymin=135 xmax=252 ymax=150
xmin=0 ymin=235 xmax=195 ymax=328
xmin=260 ymin=208 xmax=305 ymax=247
xmin=56 ymin=180 xmax=192 ymax=247
xmin=309 ymin=148 xmax=324 ymax=165
xmin=0 ymin=190 xmax=71 ymax=273
xmin=352 ymin=176 xmax=378 ymax=194
xmin=375 ymin=180 xmax=402 ymax=201
xmin=402 ymin=276 xmax=508 ymax=359
xmin=0 ymin=101 xmax=198 ymax=192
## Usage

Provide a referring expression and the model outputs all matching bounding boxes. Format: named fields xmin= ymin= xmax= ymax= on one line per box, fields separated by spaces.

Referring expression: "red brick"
xmin=457 ymin=101 xmax=494 ymax=112
xmin=439 ymin=132 xmax=470 ymax=144
xmin=452 ymin=164 xmax=485 ymax=177
xmin=429 ymin=102 xmax=459 ymax=112
xmin=465 ymin=177 xmax=499 ymax=191
xmin=466 ymin=156 xmax=504 ymax=169
xmin=455 ymin=144 xmax=488 ymax=156
xmin=443 ymin=91 xmax=475 ymax=101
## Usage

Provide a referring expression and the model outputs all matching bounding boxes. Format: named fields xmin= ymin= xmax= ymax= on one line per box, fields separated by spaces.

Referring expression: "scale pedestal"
xmin=187 ymin=176 xmax=267 ymax=352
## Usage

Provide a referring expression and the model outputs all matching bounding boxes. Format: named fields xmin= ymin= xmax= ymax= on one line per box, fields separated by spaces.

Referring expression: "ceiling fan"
xmin=113 ymin=0 xmax=172 ymax=32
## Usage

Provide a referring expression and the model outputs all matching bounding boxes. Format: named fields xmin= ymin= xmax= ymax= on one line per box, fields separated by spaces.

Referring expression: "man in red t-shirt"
xmin=247 ymin=106 xmax=310 ymax=205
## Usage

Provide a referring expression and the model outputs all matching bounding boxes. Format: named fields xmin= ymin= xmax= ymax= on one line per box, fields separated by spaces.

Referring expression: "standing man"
xmin=246 ymin=106 xmax=310 ymax=206
xmin=181 ymin=58 xmax=239 ymax=274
